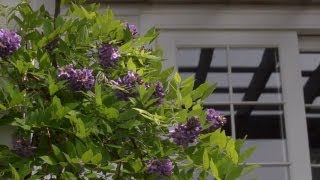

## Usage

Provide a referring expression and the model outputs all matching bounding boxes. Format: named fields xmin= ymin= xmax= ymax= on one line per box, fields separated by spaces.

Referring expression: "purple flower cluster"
xmin=98 ymin=44 xmax=120 ymax=67
xmin=206 ymin=108 xmax=227 ymax=132
xmin=58 ymin=65 xmax=95 ymax=91
xmin=110 ymin=70 xmax=143 ymax=100
xmin=146 ymin=159 xmax=174 ymax=177
xmin=146 ymin=81 xmax=165 ymax=105
xmin=0 ymin=29 xmax=21 ymax=59
xmin=169 ymin=116 xmax=202 ymax=147
xmin=123 ymin=22 xmax=138 ymax=38
xmin=12 ymin=137 xmax=37 ymax=157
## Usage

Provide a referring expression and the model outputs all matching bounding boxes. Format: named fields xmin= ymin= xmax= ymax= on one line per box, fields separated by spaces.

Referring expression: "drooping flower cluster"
xmin=58 ymin=65 xmax=95 ymax=91
xmin=146 ymin=159 xmax=174 ymax=177
xmin=123 ymin=22 xmax=138 ymax=38
xmin=146 ymin=81 xmax=165 ymax=105
xmin=169 ymin=116 xmax=202 ymax=147
xmin=98 ymin=44 xmax=120 ymax=67
xmin=0 ymin=29 xmax=21 ymax=59
xmin=110 ymin=70 xmax=143 ymax=100
xmin=205 ymin=108 xmax=227 ymax=132
xmin=12 ymin=137 xmax=37 ymax=157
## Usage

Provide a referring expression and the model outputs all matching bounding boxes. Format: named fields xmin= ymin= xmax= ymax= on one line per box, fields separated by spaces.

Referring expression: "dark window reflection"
xmin=235 ymin=104 xmax=286 ymax=139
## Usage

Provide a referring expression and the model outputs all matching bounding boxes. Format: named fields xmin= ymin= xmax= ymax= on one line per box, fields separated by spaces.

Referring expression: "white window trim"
xmin=156 ymin=30 xmax=311 ymax=180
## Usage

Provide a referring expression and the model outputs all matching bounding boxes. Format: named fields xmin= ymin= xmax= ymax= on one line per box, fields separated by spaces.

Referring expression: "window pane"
xmin=230 ymin=48 xmax=282 ymax=103
xmin=177 ymin=48 xmax=229 ymax=103
xmin=234 ymin=104 xmax=285 ymax=139
xmin=306 ymin=106 xmax=320 ymax=164
xmin=300 ymin=53 xmax=320 ymax=171
xmin=244 ymin=140 xmax=287 ymax=162
xmin=300 ymin=53 xmax=320 ymax=105
xmin=241 ymin=166 xmax=289 ymax=180
xmin=312 ymin=167 xmax=320 ymax=180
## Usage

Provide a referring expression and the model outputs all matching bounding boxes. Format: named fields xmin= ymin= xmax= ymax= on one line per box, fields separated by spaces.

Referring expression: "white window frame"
xmin=155 ymin=30 xmax=311 ymax=180
xmin=298 ymin=36 xmax=320 ymax=175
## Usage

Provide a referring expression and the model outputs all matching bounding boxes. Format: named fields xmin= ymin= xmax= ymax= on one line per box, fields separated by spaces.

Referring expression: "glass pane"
xmin=299 ymin=53 xmax=320 ymax=105
xmin=177 ymin=48 xmax=229 ymax=103
xmin=230 ymin=48 xmax=282 ymax=103
xmin=312 ymin=167 xmax=320 ymax=180
xmin=300 ymin=52 xmax=320 ymax=165
xmin=234 ymin=104 xmax=285 ymax=139
xmin=235 ymin=104 xmax=287 ymax=162
xmin=244 ymin=140 xmax=287 ymax=162
xmin=241 ymin=166 xmax=289 ymax=180
xmin=306 ymin=107 xmax=320 ymax=164
xmin=204 ymin=104 xmax=231 ymax=136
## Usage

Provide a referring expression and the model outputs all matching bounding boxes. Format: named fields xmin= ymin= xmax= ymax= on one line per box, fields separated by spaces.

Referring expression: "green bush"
xmin=0 ymin=1 xmax=256 ymax=179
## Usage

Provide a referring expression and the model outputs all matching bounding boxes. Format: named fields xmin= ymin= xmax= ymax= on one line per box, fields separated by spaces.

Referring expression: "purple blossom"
xmin=98 ymin=44 xmax=120 ymax=67
xmin=58 ymin=65 xmax=95 ymax=91
xmin=169 ymin=116 xmax=202 ymax=147
xmin=110 ymin=70 xmax=143 ymax=100
xmin=123 ymin=22 xmax=138 ymax=38
xmin=205 ymin=108 xmax=227 ymax=132
xmin=146 ymin=81 xmax=165 ymax=105
xmin=12 ymin=137 xmax=37 ymax=157
xmin=0 ymin=29 xmax=21 ymax=59
xmin=146 ymin=159 xmax=174 ymax=177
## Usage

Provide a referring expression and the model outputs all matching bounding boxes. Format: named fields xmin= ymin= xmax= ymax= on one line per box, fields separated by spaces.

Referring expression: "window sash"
xmin=156 ymin=31 xmax=311 ymax=180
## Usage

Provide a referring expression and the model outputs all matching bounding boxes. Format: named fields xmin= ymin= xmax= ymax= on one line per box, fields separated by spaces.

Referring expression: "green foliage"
xmin=0 ymin=1 xmax=256 ymax=179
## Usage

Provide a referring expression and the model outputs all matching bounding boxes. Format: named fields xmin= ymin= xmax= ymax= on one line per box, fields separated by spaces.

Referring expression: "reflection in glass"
xmin=177 ymin=48 xmax=229 ymax=103
xmin=306 ymin=107 xmax=320 ymax=164
xmin=312 ymin=168 xmax=320 ymax=180
xmin=230 ymin=48 xmax=282 ymax=102
xmin=300 ymin=53 xmax=320 ymax=105
xmin=300 ymin=53 xmax=320 ymax=177
xmin=234 ymin=104 xmax=285 ymax=139
xmin=241 ymin=166 xmax=289 ymax=180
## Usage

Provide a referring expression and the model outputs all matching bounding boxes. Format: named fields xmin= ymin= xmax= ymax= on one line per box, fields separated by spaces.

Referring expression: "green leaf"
xmin=174 ymin=72 xmax=181 ymax=84
xmin=81 ymin=149 xmax=93 ymax=163
xmin=210 ymin=159 xmax=221 ymax=180
xmin=226 ymin=138 xmax=239 ymax=163
xmin=127 ymin=58 xmax=136 ymax=72
xmin=119 ymin=120 xmax=141 ymax=130
xmin=239 ymin=147 xmax=256 ymax=163
xmin=39 ymin=52 xmax=50 ymax=68
xmin=101 ymin=107 xmax=119 ymax=119
xmin=61 ymin=171 xmax=77 ymax=180
xmin=0 ymin=103 xmax=6 ymax=110
xmin=9 ymin=164 xmax=20 ymax=180
xmin=40 ymin=156 xmax=56 ymax=165
xmin=184 ymin=95 xmax=193 ymax=109
xmin=95 ymin=83 xmax=102 ymax=106
xmin=202 ymin=84 xmax=216 ymax=100
xmin=91 ymin=153 xmax=102 ymax=164
xmin=49 ymin=75 xmax=59 ymax=96
xmin=203 ymin=148 xmax=209 ymax=170
xmin=241 ymin=164 xmax=259 ymax=177
xmin=67 ymin=111 xmax=87 ymax=138
xmin=131 ymin=159 xmax=143 ymax=173
xmin=133 ymin=108 xmax=164 ymax=125
xmin=140 ymin=27 xmax=159 ymax=44
xmin=210 ymin=130 xmax=227 ymax=149
xmin=181 ymin=76 xmax=194 ymax=97
xmin=175 ymin=109 xmax=188 ymax=123
xmin=52 ymin=144 xmax=64 ymax=161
